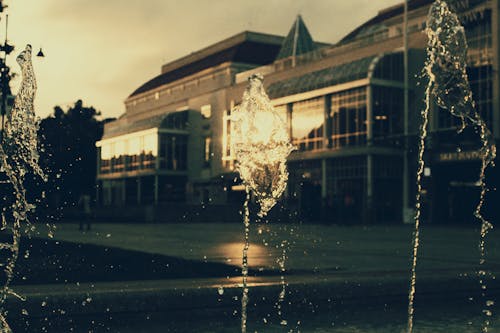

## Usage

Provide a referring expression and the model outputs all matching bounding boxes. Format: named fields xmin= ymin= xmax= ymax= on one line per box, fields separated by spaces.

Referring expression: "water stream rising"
xmin=231 ymin=74 xmax=293 ymax=333
xmin=0 ymin=45 xmax=45 ymax=332
xmin=408 ymin=2 xmax=497 ymax=332
xmin=276 ymin=239 xmax=288 ymax=327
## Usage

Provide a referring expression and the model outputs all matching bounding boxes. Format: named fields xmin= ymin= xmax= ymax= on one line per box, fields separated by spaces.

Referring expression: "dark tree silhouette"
xmin=38 ymin=100 xmax=110 ymax=217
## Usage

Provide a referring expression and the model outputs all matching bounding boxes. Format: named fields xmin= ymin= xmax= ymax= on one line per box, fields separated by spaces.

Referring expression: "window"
xmin=372 ymin=86 xmax=403 ymax=144
xmin=128 ymin=136 xmax=141 ymax=170
xmin=204 ymin=137 xmax=212 ymax=167
xmin=291 ymin=97 xmax=325 ymax=151
xmin=159 ymin=134 xmax=187 ymax=171
xmin=201 ymin=104 xmax=212 ymax=119
xmin=222 ymin=109 xmax=234 ymax=169
xmin=330 ymin=87 xmax=367 ymax=148
xmin=142 ymin=133 xmax=157 ymax=169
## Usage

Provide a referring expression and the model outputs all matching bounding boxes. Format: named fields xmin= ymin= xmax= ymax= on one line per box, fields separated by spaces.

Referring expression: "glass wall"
xmin=159 ymin=133 xmax=187 ymax=171
xmin=99 ymin=130 xmax=187 ymax=174
xmin=142 ymin=133 xmax=157 ymax=169
xmin=372 ymin=86 xmax=404 ymax=144
xmin=291 ymin=97 xmax=324 ymax=151
xmin=330 ymin=87 xmax=367 ymax=148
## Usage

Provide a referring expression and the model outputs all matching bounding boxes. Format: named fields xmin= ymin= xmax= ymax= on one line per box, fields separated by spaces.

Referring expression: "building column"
xmin=492 ymin=0 xmax=500 ymax=139
xmin=324 ymin=94 xmax=332 ymax=148
xmin=95 ymin=181 xmax=100 ymax=206
xmin=154 ymin=175 xmax=159 ymax=205
xmin=366 ymin=154 xmax=374 ymax=224
xmin=321 ymin=158 xmax=328 ymax=222
xmin=366 ymin=84 xmax=374 ymax=224
xmin=121 ymin=180 xmax=126 ymax=206
xmin=137 ymin=177 xmax=141 ymax=205
xmin=287 ymin=103 xmax=293 ymax=140
xmin=366 ymin=85 xmax=373 ymax=145
xmin=402 ymin=0 xmax=412 ymax=224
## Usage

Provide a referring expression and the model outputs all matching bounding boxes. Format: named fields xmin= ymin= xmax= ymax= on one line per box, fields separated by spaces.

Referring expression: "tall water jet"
xmin=408 ymin=1 xmax=497 ymax=332
xmin=231 ymin=74 xmax=293 ymax=333
xmin=0 ymin=45 xmax=45 ymax=332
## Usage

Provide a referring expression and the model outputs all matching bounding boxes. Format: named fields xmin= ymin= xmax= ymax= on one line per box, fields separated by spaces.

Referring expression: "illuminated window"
xmin=201 ymin=104 xmax=212 ymax=119
xmin=330 ymin=87 xmax=367 ymax=148
xmin=142 ymin=133 xmax=157 ymax=169
xmin=204 ymin=136 xmax=212 ymax=167
xmin=222 ymin=109 xmax=234 ymax=169
xmin=113 ymin=140 xmax=126 ymax=172
xmin=100 ymin=143 xmax=112 ymax=174
xmin=273 ymin=104 xmax=288 ymax=125
xmin=291 ymin=97 xmax=325 ymax=151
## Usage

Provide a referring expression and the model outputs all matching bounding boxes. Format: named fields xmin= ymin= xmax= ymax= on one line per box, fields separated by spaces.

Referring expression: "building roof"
xmin=267 ymin=56 xmax=377 ymax=99
xmin=102 ymin=111 xmax=189 ymax=139
xmin=129 ymin=31 xmax=285 ymax=98
xmin=339 ymin=0 xmax=434 ymax=44
xmin=276 ymin=15 xmax=317 ymax=60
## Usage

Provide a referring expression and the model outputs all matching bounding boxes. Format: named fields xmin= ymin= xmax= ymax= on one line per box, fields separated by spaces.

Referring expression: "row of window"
xmin=99 ymin=132 xmax=187 ymax=174
xmin=221 ymin=86 xmax=404 ymax=159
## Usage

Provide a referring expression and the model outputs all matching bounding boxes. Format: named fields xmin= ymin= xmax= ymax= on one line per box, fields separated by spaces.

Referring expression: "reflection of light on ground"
xmin=213 ymin=242 xmax=271 ymax=268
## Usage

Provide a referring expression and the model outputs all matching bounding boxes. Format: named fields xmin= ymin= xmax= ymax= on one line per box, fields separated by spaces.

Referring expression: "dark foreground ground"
xmin=1 ymin=222 xmax=499 ymax=332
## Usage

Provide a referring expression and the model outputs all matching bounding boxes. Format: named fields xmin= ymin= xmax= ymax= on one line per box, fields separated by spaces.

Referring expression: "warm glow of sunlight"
xmin=215 ymin=242 xmax=270 ymax=268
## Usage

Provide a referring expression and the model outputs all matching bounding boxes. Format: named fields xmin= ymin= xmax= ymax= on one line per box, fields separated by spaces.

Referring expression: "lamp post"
xmin=402 ymin=0 xmax=411 ymax=224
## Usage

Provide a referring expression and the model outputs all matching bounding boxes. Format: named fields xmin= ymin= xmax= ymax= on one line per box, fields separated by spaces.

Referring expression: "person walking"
xmin=78 ymin=193 xmax=92 ymax=231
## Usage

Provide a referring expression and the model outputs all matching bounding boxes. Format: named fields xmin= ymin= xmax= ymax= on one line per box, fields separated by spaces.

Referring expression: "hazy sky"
xmin=7 ymin=0 xmax=402 ymax=119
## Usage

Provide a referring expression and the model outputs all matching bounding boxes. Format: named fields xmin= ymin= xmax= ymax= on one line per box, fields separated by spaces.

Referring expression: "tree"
xmin=38 ymin=100 xmax=107 ymax=215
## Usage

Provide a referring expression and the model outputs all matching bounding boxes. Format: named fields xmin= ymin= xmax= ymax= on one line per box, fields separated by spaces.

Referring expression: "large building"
xmin=96 ymin=0 xmax=500 ymax=224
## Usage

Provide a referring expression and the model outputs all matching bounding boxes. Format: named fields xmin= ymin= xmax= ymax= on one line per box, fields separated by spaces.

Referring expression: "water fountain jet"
xmin=231 ymin=73 xmax=293 ymax=333
xmin=408 ymin=1 xmax=497 ymax=332
xmin=0 ymin=44 xmax=45 ymax=332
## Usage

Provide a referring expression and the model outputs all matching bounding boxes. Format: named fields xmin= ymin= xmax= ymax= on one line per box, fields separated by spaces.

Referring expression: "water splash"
xmin=0 ymin=45 xmax=45 ymax=332
xmin=231 ymin=74 xmax=294 ymax=218
xmin=276 ymin=239 xmax=288 ymax=327
xmin=240 ymin=188 xmax=250 ymax=333
xmin=408 ymin=2 xmax=497 ymax=332
xmin=231 ymin=74 xmax=293 ymax=333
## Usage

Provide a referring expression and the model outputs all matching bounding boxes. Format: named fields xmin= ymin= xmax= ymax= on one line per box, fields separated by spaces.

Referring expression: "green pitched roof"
xmin=276 ymin=15 xmax=317 ymax=60
xmin=267 ymin=56 xmax=377 ymax=99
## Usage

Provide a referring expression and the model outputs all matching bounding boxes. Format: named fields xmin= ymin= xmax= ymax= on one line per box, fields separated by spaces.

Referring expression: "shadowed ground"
xmin=30 ymin=222 xmax=500 ymax=275
xmin=2 ymin=222 xmax=499 ymax=332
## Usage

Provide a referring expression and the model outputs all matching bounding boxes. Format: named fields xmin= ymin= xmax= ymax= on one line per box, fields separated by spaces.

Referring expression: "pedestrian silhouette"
xmin=78 ymin=194 xmax=92 ymax=231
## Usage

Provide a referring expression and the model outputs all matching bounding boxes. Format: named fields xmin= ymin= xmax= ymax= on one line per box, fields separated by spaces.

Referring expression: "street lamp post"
xmin=402 ymin=0 xmax=411 ymax=224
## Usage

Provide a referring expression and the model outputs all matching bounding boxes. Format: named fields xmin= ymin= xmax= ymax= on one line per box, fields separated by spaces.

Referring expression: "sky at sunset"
xmin=7 ymin=0 xmax=402 ymax=119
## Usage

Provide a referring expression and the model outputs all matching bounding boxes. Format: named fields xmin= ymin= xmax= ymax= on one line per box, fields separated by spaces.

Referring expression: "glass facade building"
xmin=97 ymin=0 xmax=500 ymax=224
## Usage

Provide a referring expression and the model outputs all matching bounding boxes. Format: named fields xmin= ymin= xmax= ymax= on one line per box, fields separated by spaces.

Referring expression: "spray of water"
xmin=276 ymin=239 xmax=288 ymax=327
xmin=0 ymin=45 xmax=45 ymax=332
xmin=231 ymin=74 xmax=293 ymax=333
xmin=408 ymin=2 xmax=497 ymax=332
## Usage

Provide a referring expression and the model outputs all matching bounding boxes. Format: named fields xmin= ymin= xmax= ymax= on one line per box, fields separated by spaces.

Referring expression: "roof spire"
xmin=276 ymin=15 xmax=316 ymax=64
